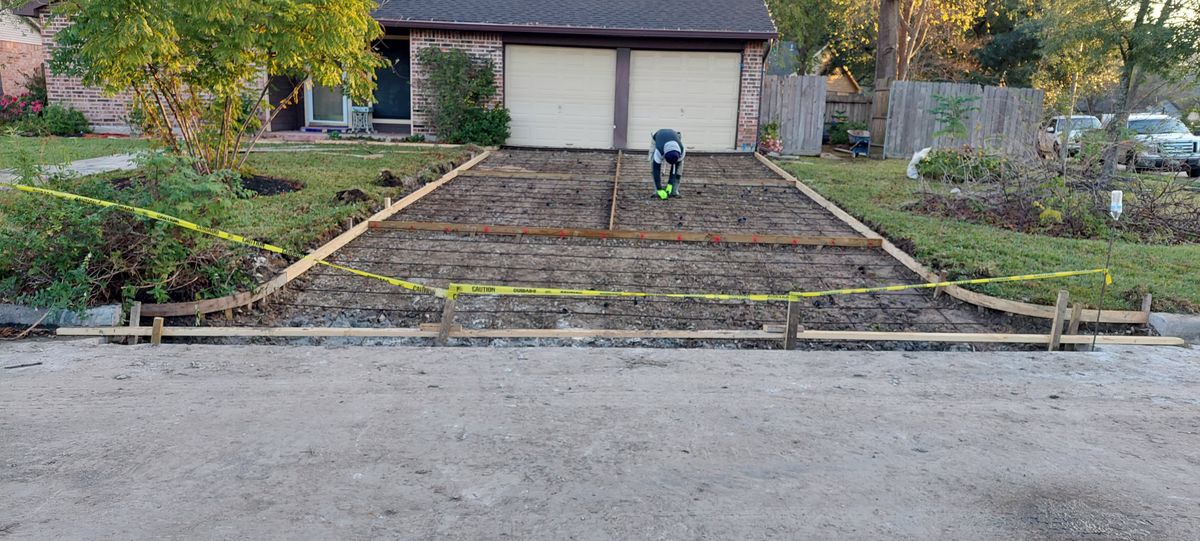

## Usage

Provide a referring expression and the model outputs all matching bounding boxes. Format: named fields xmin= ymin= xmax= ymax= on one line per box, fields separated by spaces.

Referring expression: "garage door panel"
xmin=506 ymin=45 xmax=616 ymax=148
xmin=628 ymin=51 xmax=741 ymax=151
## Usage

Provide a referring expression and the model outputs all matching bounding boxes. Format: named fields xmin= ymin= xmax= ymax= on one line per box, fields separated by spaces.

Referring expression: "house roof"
xmin=14 ymin=1 xmax=47 ymax=17
xmin=18 ymin=0 xmax=778 ymax=39
xmin=372 ymin=0 xmax=777 ymax=39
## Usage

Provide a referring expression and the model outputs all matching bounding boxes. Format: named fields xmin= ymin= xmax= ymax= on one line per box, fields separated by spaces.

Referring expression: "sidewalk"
xmin=0 ymin=153 xmax=140 ymax=183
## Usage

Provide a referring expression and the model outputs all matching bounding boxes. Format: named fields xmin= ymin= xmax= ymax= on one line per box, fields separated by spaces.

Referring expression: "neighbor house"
xmin=18 ymin=0 xmax=776 ymax=151
xmin=0 ymin=9 xmax=42 ymax=96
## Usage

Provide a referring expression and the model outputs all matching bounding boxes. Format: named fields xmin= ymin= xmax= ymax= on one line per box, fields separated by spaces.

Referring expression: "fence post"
xmin=150 ymin=317 xmax=165 ymax=346
xmin=868 ymin=78 xmax=891 ymax=159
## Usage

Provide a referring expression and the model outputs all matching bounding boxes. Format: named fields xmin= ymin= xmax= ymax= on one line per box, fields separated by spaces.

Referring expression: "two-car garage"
xmin=504 ymin=45 xmax=743 ymax=151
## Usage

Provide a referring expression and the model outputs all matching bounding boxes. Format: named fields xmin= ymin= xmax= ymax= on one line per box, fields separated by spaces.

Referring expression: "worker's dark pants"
xmin=652 ymin=161 xmax=681 ymax=191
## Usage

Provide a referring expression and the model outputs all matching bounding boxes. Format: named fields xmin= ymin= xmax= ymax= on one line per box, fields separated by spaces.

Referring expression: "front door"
xmin=305 ymin=83 xmax=349 ymax=126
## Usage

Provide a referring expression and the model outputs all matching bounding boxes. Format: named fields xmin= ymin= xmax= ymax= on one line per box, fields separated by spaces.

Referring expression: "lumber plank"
xmin=461 ymin=168 xmax=791 ymax=187
xmin=54 ymin=326 xmax=1187 ymax=346
xmin=757 ymin=153 xmax=1149 ymax=325
xmin=372 ymin=221 xmax=881 ymax=248
xmin=139 ymin=150 xmax=492 ymax=318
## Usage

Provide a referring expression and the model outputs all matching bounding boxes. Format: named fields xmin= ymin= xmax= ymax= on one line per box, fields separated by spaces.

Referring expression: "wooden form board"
xmin=371 ymin=220 xmax=882 ymax=248
xmin=460 ymin=169 xmax=792 ymax=187
xmin=755 ymin=154 xmax=1149 ymax=325
xmin=55 ymin=326 xmax=1186 ymax=346
xmin=139 ymin=151 xmax=493 ymax=318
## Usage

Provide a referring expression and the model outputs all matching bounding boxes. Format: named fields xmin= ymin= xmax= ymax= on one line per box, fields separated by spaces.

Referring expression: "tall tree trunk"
xmin=876 ymin=0 xmax=899 ymax=84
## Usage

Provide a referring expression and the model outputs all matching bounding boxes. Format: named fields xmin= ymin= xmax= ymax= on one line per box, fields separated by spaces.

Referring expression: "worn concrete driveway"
xmin=2 ymin=341 xmax=1198 ymax=540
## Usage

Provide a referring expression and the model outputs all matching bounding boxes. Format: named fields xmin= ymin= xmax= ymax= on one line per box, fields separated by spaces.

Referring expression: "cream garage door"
xmin=505 ymin=45 xmax=616 ymax=148
xmin=628 ymin=51 xmax=741 ymax=151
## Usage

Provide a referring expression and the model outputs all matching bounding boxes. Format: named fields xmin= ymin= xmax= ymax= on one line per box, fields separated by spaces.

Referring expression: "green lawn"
xmin=229 ymin=144 xmax=469 ymax=251
xmin=0 ymin=136 xmax=151 ymax=169
xmin=778 ymin=157 xmax=1200 ymax=314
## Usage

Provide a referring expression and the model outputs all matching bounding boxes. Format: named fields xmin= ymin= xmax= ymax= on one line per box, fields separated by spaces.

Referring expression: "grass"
xmin=227 ymin=143 xmax=469 ymax=251
xmin=777 ymin=157 xmax=1200 ymax=314
xmin=0 ymin=136 xmax=150 ymax=169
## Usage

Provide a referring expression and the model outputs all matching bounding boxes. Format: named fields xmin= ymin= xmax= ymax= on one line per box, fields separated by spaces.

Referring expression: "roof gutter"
xmin=374 ymin=19 xmax=777 ymax=40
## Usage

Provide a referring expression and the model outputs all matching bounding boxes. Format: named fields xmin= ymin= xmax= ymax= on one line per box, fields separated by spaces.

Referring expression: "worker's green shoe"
xmin=656 ymin=189 xmax=669 ymax=200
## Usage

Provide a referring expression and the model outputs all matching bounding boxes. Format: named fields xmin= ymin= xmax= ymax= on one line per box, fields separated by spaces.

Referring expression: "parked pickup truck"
xmin=1115 ymin=113 xmax=1200 ymax=177
xmin=1038 ymin=115 xmax=1101 ymax=157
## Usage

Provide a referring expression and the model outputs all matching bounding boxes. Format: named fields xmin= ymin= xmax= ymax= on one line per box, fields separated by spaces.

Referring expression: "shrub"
xmin=829 ymin=121 xmax=867 ymax=145
xmin=41 ymin=105 xmax=91 ymax=136
xmin=453 ymin=107 xmax=511 ymax=146
xmin=0 ymin=154 xmax=253 ymax=311
xmin=0 ymin=93 xmax=42 ymax=123
xmin=417 ymin=47 xmax=511 ymax=145
xmin=758 ymin=122 xmax=782 ymax=154
xmin=915 ymin=146 xmax=1009 ymax=184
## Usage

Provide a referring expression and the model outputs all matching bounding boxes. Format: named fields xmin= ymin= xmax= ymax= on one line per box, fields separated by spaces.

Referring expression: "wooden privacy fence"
xmin=825 ymin=93 xmax=872 ymax=125
xmin=883 ymin=81 xmax=1044 ymax=159
xmin=759 ymin=75 xmax=826 ymax=156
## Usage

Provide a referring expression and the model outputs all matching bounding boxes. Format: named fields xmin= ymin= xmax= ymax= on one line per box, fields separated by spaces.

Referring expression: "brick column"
xmin=735 ymin=41 xmax=766 ymax=151
xmin=409 ymin=29 xmax=504 ymax=140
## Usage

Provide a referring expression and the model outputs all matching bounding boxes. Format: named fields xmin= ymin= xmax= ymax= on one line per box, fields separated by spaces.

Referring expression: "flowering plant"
xmin=0 ymin=93 xmax=44 ymax=122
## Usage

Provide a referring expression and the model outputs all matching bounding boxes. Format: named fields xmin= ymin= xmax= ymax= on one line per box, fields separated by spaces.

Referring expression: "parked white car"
xmin=1115 ymin=113 xmax=1200 ymax=177
xmin=1038 ymin=115 xmax=1101 ymax=157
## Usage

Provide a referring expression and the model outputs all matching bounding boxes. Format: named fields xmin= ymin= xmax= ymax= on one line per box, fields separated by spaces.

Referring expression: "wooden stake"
xmin=384 ymin=197 xmax=392 ymax=208
xmin=436 ymin=296 xmax=457 ymax=346
xmin=224 ymin=308 xmax=234 ymax=321
xmin=1048 ymin=290 xmax=1069 ymax=351
xmin=128 ymin=302 xmax=143 ymax=346
xmin=1067 ymin=302 xmax=1084 ymax=335
xmin=1141 ymin=293 xmax=1153 ymax=319
xmin=933 ymin=272 xmax=947 ymax=299
xmin=783 ymin=300 xmax=801 ymax=350
xmin=150 ymin=317 xmax=164 ymax=346
xmin=609 ymin=150 xmax=622 ymax=230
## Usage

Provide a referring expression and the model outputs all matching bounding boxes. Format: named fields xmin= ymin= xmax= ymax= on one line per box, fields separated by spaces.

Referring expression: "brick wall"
xmin=409 ymin=29 xmax=503 ymax=139
xmin=40 ymin=14 xmax=132 ymax=133
xmin=736 ymin=41 xmax=765 ymax=151
xmin=0 ymin=40 xmax=42 ymax=95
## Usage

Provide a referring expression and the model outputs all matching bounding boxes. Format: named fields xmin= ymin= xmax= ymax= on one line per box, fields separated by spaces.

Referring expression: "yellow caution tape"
xmin=8 ymin=183 xmax=440 ymax=296
xmin=450 ymin=269 xmax=1111 ymax=302
xmin=7 ymin=183 xmax=1113 ymax=305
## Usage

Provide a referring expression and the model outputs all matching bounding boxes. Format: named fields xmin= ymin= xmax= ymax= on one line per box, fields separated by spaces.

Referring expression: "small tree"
xmin=930 ymin=94 xmax=980 ymax=143
xmin=44 ymin=0 xmax=384 ymax=174
xmin=417 ymin=47 xmax=510 ymax=145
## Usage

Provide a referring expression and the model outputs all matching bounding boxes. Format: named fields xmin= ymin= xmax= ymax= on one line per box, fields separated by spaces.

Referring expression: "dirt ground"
xmin=260 ymin=149 xmax=1016 ymax=340
xmin=2 ymin=340 xmax=1198 ymax=539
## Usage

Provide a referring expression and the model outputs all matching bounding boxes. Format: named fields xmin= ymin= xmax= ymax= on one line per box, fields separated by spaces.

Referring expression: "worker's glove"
xmin=656 ymin=189 xmax=669 ymax=200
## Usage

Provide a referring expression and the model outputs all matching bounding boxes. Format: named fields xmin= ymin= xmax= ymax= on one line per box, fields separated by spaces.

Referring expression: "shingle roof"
xmin=372 ymin=0 xmax=777 ymax=38
xmin=14 ymin=1 xmax=48 ymax=17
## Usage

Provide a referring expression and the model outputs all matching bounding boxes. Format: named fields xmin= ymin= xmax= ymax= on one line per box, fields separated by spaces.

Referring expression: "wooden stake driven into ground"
xmin=609 ymin=150 xmax=621 ymax=230
xmin=371 ymin=221 xmax=882 ymax=248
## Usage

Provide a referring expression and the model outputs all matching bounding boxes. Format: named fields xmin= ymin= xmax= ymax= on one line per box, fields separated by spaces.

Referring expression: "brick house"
xmin=19 ymin=0 xmax=776 ymax=150
xmin=0 ymin=9 xmax=42 ymax=96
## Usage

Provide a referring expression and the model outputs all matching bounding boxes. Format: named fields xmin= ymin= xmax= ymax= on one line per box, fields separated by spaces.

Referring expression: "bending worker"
xmin=649 ymin=129 xmax=684 ymax=200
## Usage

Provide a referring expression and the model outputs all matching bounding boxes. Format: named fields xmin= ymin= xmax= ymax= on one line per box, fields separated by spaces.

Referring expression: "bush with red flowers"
xmin=0 ymin=93 xmax=43 ymax=123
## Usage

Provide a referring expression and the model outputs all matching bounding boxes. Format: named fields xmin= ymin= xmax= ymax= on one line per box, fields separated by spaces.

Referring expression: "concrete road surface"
xmin=2 ymin=341 xmax=1198 ymax=540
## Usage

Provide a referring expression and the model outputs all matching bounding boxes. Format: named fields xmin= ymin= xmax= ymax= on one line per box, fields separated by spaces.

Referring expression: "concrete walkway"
xmin=2 ymin=341 xmax=1197 ymax=540
xmin=0 ymin=153 xmax=140 ymax=183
